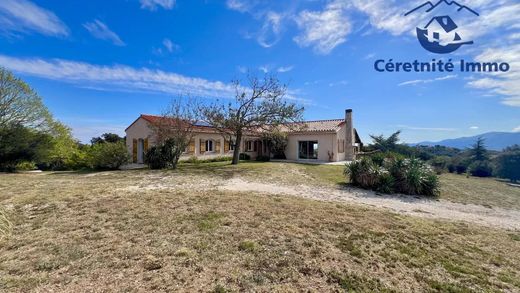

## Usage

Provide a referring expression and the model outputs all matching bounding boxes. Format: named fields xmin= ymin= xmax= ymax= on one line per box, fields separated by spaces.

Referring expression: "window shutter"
xmin=189 ymin=140 xmax=195 ymax=154
xmin=216 ymin=140 xmax=221 ymax=153
xmin=253 ymin=140 xmax=258 ymax=152
xmin=338 ymin=139 xmax=345 ymax=153
xmin=132 ymin=139 xmax=137 ymax=163
xmin=144 ymin=138 xmax=149 ymax=152
xmin=200 ymin=139 xmax=206 ymax=153
xmin=224 ymin=140 xmax=230 ymax=152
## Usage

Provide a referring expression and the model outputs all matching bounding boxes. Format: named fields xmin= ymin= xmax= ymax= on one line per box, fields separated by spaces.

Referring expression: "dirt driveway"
xmin=218 ymin=177 xmax=520 ymax=231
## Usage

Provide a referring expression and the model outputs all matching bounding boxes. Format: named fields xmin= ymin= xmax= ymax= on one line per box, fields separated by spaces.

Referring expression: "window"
xmin=206 ymin=140 xmax=214 ymax=152
xmin=246 ymin=141 xmax=253 ymax=152
xmin=338 ymin=139 xmax=345 ymax=153
xmin=229 ymin=140 xmax=235 ymax=151
xmin=298 ymin=141 xmax=318 ymax=160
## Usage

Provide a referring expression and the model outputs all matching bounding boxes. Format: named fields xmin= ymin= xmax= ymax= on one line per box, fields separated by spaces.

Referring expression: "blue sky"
xmin=0 ymin=0 xmax=519 ymax=143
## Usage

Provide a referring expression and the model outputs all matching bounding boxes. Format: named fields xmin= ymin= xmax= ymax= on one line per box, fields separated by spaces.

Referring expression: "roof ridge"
xmin=295 ymin=118 xmax=344 ymax=123
xmin=141 ymin=114 xmax=344 ymax=123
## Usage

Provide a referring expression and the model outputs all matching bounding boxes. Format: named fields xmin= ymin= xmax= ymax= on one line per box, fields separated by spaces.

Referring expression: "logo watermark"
xmin=405 ymin=0 xmax=479 ymax=54
xmin=373 ymin=0 xmax=510 ymax=73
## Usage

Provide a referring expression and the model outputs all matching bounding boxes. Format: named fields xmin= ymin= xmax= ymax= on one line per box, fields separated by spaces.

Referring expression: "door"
xmin=137 ymin=139 xmax=144 ymax=163
xmin=298 ymin=141 xmax=318 ymax=160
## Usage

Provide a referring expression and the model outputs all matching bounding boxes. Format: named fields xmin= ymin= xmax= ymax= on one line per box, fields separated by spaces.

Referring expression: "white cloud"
xmin=259 ymin=65 xmax=269 ymax=73
xmin=0 ymin=55 xmax=238 ymax=98
xmin=294 ymin=2 xmax=351 ymax=54
xmin=513 ymin=126 xmax=520 ymax=132
xmin=349 ymin=0 xmax=415 ymax=36
xmin=0 ymin=0 xmax=68 ymax=37
xmin=162 ymin=38 xmax=179 ymax=53
xmin=363 ymin=53 xmax=376 ymax=60
xmin=328 ymin=80 xmax=348 ymax=87
xmin=468 ymin=44 xmax=520 ymax=107
xmin=140 ymin=0 xmax=175 ymax=11
xmin=257 ymin=11 xmax=283 ymax=48
xmin=83 ymin=20 xmax=125 ymax=46
xmin=277 ymin=66 xmax=293 ymax=73
xmin=398 ymin=74 xmax=458 ymax=86
xmin=237 ymin=66 xmax=247 ymax=73
xmin=226 ymin=0 xmax=252 ymax=13
xmin=226 ymin=1 xmax=285 ymax=49
xmin=470 ymin=126 xmax=479 ymax=130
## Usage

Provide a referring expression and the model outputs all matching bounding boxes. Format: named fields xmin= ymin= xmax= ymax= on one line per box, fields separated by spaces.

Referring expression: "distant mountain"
xmin=412 ymin=132 xmax=520 ymax=151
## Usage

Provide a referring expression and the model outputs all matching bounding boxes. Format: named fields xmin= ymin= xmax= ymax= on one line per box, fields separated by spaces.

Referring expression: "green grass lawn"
xmin=0 ymin=162 xmax=519 ymax=292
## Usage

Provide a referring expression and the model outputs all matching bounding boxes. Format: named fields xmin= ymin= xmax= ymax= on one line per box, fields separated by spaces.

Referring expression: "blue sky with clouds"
xmin=0 ymin=0 xmax=518 ymax=143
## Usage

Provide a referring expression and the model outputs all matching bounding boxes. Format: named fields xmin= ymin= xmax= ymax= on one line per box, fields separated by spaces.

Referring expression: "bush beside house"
xmin=89 ymin=142 xmax=130 ymax=170
xmin=346 ymin=155 xmax=440 ymax=197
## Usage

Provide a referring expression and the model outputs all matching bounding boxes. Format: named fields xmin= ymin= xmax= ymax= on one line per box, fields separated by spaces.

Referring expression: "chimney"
xmin=345 ymin=109 xmax=355 ymax=161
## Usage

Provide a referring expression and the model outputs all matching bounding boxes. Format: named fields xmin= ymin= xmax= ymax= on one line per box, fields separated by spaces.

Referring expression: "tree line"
xmin=0 ymin=68 xmax=129 ymax=171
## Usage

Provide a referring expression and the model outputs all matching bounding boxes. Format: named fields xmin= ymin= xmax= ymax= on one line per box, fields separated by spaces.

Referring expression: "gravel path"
xmin=219 ymin=178 xmax=520 ymax=231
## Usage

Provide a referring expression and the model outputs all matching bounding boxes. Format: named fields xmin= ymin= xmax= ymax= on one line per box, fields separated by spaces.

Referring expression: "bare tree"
xmin=0 ymin=67 xmax=52 ymax=130
xmin=148 ymin=97 xmax=201 ymax=169
xmin=201 ymin=74 xmax=304 ymax=165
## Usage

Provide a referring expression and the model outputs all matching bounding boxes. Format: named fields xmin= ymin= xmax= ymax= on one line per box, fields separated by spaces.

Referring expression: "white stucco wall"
xmin=285 ymin=132 xmax=338 ymax=162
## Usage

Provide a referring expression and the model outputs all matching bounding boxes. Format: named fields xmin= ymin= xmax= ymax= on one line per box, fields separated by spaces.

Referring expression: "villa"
xmin=125 ymin=109 xmax=362 ymax=163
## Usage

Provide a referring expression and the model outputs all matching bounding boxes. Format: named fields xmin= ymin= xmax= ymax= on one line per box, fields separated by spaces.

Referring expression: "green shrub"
xmin=89 ymin=142 xmax=129 ymax=170
xmin=255 ymin=155 xmax=270 ymax=162
xmin=455 ymin=164 xmax=467 ymax=174
xmin=345 ymin=157 xmax=383 ymax=189
xmin=368 ymin=152 xmax=386 ymax=167
xmin=15 ymin=161 xmax=37 ymax=171
xmin=495 ymin=147 xmax=520 ymax=183
xmin=468 ymin=161 xmax=493 ymax=177
xmin=145 ymin=146 xmax=168 ymax=169
xmin=429 ymin=156 xmax=450 ymax=174
xmin=143 ymin=139 xmax=186 ymax=169
xmin=389 ymin=157 xmax=439 ymax=196
xmin=0 ymin=125 xmax=53 ymax=172
xmin=207 ymin=156 xmax=233 ymax=163
xmin=183 ymin=156 xmax=233 ymax=164
xmin=345 ymin=156 xmax=440 ymax=197
xmin=376 ymin=171 xmax=395 ymax=194
xmin=239 ymin=153 xmax=251 ymax=160
xmin=447 ymin=157 xmax=470 ymax=174
xmin=367 ymin=151 xmax=404 ymax=167
xmin=185 ymin=156 xmax=199 ymax=164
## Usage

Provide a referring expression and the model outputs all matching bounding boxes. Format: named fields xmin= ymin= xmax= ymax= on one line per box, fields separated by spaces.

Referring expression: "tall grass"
xmin=0 ymin=206 xmax=12 ymax=241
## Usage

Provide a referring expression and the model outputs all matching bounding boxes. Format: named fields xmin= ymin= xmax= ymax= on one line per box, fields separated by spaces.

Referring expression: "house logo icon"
xmin=405 ymin=0 xmax=479 ymax=54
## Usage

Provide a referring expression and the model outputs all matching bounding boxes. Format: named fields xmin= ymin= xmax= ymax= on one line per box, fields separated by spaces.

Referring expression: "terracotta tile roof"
xmin=281 ymin=119 xmax=345 ymax=133
xmin=127 ymin=114 xmax=348 ymax=134
xmin=125 ymin=114 xmax=218 ymax=133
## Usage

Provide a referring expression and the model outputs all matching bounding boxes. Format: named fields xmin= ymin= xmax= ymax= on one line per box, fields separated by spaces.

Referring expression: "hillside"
xmin=413 ymin=132 xmax=520 ymax=151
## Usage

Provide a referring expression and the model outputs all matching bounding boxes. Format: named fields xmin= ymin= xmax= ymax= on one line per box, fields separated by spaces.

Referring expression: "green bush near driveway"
xmin=345 ymin=156 xmax=440 ymax=196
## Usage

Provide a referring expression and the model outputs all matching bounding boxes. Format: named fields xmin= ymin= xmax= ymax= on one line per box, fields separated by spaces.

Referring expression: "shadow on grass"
xmin=338 ymin=182 xmax=440 ymax=204
xmin=178 ymin=160 xmax=264 ymax=180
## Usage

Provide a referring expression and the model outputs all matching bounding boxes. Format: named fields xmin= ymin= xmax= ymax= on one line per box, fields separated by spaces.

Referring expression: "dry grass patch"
xmin=0 ymin=170 xmax=519 ymax=292
xmin=440 ymin=173 xmax=520 ymax=210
